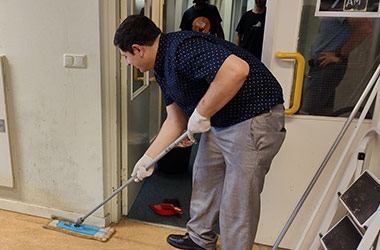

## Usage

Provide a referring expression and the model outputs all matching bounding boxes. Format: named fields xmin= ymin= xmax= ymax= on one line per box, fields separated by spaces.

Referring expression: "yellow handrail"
xmin=275 ymin=52 xmax=305 ymax=115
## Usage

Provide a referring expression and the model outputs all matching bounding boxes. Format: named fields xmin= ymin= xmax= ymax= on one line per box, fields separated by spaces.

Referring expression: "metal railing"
xmin=272 ymin=62 xmax=380 ymax=250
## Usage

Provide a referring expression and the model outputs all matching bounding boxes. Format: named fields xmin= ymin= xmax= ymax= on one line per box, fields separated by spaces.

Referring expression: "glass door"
xmin=120 ymin=0 xmax=162 ymax=214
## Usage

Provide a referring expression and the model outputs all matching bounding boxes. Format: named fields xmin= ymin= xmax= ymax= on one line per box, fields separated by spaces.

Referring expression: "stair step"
xmin=321 ymin=215 xmax=363 ymax=250
xmin=339 ymin=170 xmax=380 ymax=227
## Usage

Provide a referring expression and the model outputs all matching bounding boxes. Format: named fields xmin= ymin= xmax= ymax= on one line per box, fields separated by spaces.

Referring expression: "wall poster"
xmin=316 ymin=0 xmax=380 ymax=17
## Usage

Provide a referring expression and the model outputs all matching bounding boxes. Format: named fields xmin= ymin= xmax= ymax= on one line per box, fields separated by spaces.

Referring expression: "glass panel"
xmin=130 ymin=0 xmax=149 ymax=100
xmin=297 ymin=0 xmax=380 ymax=118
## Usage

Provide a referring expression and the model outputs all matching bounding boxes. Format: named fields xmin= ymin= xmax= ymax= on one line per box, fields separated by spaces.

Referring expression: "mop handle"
xmin=75 ymin=131 xmax=189 ymax=226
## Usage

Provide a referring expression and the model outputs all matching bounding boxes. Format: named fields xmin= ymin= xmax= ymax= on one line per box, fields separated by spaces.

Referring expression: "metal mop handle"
xmin=75 ymin=131 xmax=189 ymax=226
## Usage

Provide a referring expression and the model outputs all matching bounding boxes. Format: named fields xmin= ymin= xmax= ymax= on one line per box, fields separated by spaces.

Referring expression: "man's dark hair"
xmin=193 ymin=0 xmax=208 ymax=4
xmin=114 ymin=15 xmax=161 ymax=54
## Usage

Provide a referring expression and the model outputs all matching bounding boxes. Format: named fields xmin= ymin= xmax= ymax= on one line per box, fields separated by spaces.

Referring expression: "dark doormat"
xmin=126 ymin=169 xmax=192 ymax=228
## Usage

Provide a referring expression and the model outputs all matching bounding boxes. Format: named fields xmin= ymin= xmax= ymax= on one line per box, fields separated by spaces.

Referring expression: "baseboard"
xmin=0 ymin=198 xmax=109 ymax=227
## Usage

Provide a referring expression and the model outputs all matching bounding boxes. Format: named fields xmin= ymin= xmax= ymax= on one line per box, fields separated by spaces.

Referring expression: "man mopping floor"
xmin=113 ymin=15 xmax=286 ymax=250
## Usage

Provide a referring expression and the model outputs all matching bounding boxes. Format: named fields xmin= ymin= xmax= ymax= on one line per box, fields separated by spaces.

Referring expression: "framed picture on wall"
xmin=316 ymin=0 xmax=380 ymax=17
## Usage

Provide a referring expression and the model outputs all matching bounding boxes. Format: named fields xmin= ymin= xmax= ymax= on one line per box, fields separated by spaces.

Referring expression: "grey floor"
xmin=127 ymin=145 xmax=197 ymax=228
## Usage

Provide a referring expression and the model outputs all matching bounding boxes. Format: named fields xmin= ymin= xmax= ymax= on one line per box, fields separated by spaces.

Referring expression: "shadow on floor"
xmin=127 ymin=167 xmax=192 ymax=228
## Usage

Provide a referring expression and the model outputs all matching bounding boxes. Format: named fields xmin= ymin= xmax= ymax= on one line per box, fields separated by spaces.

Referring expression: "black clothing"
xmin=236 ymin=10 xmax=266 ymax=59
xmin=180 ymin=4 xmax=222 ymax=36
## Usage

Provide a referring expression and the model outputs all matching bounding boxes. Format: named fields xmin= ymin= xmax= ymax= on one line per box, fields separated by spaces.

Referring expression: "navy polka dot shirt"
xmin=154 ymin=31 xmax=284 ymax=128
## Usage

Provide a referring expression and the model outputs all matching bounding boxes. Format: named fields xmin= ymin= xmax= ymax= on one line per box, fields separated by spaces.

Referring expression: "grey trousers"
xmin=187 ymin=105 xmax=286 ymax=250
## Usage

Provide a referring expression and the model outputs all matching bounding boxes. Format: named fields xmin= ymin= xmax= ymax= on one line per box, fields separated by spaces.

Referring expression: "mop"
xmin=43 ymin=216 xmax=115 ymax=242
xmin=43 ymin=132 xmax=189 ymax=242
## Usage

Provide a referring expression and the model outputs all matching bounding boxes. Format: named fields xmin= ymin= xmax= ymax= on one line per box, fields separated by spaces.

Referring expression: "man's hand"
xmin=317 ymin=51 xmax=340 ymax=67
xmin=131 ymin=154 xmax=154 ymax=182
xmin=187 ymin=109 xmax=211 ymax=142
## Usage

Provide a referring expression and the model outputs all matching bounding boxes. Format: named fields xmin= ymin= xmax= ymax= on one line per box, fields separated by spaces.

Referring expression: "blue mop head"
xmin=44 ymin=219 xmax=115 ymax=242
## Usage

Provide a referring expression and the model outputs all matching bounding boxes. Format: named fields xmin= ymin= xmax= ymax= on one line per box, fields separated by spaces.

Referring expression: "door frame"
xmin=100 ymin=0 xmax=122 ymax=224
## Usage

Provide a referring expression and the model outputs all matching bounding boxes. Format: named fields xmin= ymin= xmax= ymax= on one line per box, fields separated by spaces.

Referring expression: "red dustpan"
xmin=149 ymin=203 xmax=183 ymax=216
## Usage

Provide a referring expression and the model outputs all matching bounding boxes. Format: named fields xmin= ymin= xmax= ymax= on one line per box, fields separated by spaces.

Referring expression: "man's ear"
xmin=131 ymin=44 xmax=144 ymax=56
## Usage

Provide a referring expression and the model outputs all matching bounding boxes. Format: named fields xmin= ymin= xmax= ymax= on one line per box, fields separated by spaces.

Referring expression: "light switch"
xmin=63 ymin=54 xmax=74 ymax=67
xmin=63 ymin=54 xmax=86 ymax=68
xmin=73 ymin=55 xmax=86 ymax=68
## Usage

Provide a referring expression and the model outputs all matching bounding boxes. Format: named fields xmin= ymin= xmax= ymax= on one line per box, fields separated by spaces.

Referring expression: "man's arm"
xmin=215 ymin=23 xmax=225 ymax=39
xmin=235 ymin=33 xmax=242 ymax=46
xmin=196 ymin=54 xmax=249 ymax=118
xmin=131 ymin=103 xmax=187 ymax=181
xmin=339 ymin=18 xmax=373 ymax=57
xmin=318 ymin=18 xmax=373 ymax=67
xmin=145 ymin=102 xmax=188 ymax=158
xmin=179 ymin=11 xmax=192 ymax=31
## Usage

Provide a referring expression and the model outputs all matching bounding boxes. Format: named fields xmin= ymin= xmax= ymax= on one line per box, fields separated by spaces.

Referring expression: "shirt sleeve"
xmin=179 ymin=10 xmax=192 ymax=30
xmin=210 ymin=5 xmax=222 ymax=23
xmin=175 ymin=37 xmax=231 ymax=84
xmin=235 ymin=12 xmax=246 ymax=33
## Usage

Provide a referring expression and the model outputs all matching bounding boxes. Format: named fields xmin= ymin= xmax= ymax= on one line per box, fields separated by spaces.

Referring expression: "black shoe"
xmin=167 ymin=233 xmax=206 ymax=250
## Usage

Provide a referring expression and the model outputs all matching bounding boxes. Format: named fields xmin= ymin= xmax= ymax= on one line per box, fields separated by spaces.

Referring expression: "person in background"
xmin=235 ymin=0 xmax=267 ymax=60
xmin=114 ymin=15 xmax=286 ymax=250
xmin=180 ymin=0 xmax=225 ymax=39
xmin=299 ymin=17 xmax=373 ymax=116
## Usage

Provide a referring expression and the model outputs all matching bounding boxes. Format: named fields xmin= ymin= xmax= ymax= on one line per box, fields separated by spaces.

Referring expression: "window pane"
xmin=297 ymin=0 xmax=379 ymax=118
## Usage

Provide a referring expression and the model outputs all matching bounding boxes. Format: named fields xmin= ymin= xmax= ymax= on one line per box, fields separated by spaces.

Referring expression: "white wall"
xmin=0 ymin=0 xmax=108 ymax=225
